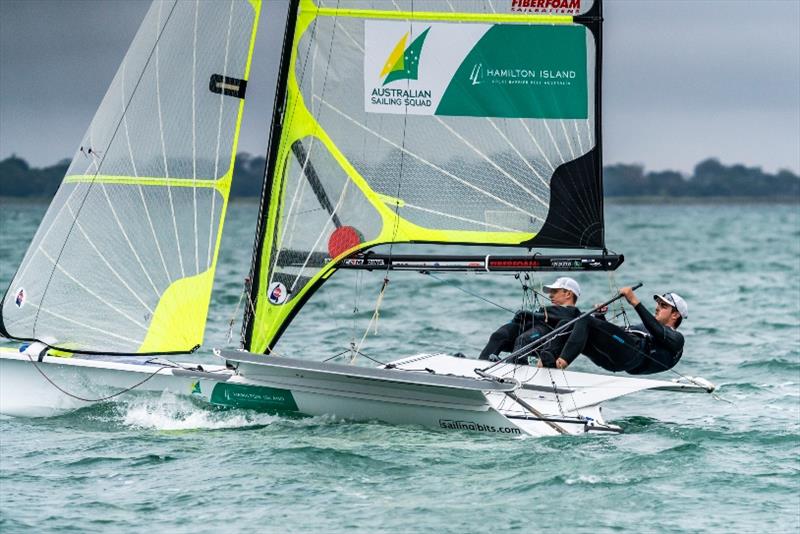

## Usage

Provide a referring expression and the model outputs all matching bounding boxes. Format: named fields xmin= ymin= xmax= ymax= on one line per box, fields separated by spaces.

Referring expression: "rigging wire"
xmin=558 ymin=366 xmax=582 ymax=418
xmin=423 ymin=272 xmax=515 ymax=313
xmin=606 ymin=269 xmax=630 ymax=328
xmin=545 ymin=368 xmax=567 ymax=417
xmin=349 ymin=270 xmax=363 ymax=357
xmin=325 ymin=346 xmax=387 ymax=366
xmin=517 ymin=272 xmax=538 ymax=317
xmin=226 ymin=280 xmax=248 ymax=344
xmin=347 ymin=0 xmax=418 ymax=363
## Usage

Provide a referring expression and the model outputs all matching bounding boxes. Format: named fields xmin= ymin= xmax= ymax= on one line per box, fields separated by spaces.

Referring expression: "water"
xmin=1 ymin=200 xmax=798 ymax=533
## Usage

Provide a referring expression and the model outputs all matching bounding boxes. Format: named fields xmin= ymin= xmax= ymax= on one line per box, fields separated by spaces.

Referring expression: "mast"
xmin=242 ymin=0 xmax=300 ymax=350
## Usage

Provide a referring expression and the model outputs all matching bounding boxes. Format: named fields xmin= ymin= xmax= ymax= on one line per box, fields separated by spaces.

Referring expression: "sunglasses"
xmin=656 ymin=295 xmax=677 ymax=312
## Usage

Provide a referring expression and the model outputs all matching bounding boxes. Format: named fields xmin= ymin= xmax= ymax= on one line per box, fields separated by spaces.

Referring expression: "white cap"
xmin=654 ymin=292 xmax=688 ymax=319
xmin=543 ymin=277 xmax=581 ymax=299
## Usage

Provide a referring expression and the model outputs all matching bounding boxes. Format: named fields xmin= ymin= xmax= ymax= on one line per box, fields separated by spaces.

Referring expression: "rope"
xmin=226 ymin=281 xmax=248 ymax=344
xmin=324 ymin=347 xmax=387 ymax=366
xmin=350 ymin=270 xmax=363 ymax=351
xmin=606 ymin=271 xmax=630 ymax=328
xmin=546 ymin=368 xmax=567 ymax=417
xmin=26 ymin=354 xmax=172 ymax=403
xmin=350 ymin=277 xmax=390 ymax=363
xmin=559 ymin=366 xmax=582 ymax=418
xmin=323 ymin=349 xmax=351 ymax=362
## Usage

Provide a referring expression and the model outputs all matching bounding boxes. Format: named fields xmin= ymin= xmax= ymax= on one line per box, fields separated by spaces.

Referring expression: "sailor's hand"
xmin=555 ymin=357 xmax=569 ymax=369
xmin=594 ymin=304 xmax=608 ymax=314
xmin=536 ymin=359 xmax=544 ymax=368
xmin=619 ymin=287 xmax=640 ymax=306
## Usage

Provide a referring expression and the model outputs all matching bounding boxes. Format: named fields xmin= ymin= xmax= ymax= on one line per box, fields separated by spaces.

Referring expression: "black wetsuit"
xmin=560 ymin=303 xmax=684 ymax=374
xmin=478 ymin=306 xmax=581 ymax=364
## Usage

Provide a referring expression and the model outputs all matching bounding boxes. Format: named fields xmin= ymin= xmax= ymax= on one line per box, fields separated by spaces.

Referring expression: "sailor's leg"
xmin=583 ymin=321 xmax=644 ymax=372
xmin=478 ymin=323 xmax=520 ymax=360
xmin=512 ymin=325 xmax=553 ymax=365
xmin=548 ymin=311 xmax=592 ymax=366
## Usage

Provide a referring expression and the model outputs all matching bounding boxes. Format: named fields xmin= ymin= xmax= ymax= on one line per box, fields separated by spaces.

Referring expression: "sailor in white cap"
xmin=547 ymin=286 xmax=688 ymax=374
xmin=542 ymin=277 xmax=582 ymax=303
xmin=478 ymin=277 xmax=582 ymax=364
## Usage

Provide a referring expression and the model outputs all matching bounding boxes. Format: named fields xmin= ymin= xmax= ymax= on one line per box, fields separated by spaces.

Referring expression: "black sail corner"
xmin=523 ymin=140 xmax=604 ymax=250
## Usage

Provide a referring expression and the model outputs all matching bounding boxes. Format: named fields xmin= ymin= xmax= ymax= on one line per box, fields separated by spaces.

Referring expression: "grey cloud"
xmin=0 ymin=0 xmax=798 ymax=174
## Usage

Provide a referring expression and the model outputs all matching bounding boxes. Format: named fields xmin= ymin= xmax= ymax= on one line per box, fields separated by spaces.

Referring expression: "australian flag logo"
xmin=14 ymin=288 xmax=25 ymax=308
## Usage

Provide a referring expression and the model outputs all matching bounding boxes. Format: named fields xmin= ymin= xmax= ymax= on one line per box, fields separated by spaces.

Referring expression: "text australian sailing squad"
xmin=371 ymin=88 xmax=432 ymax=107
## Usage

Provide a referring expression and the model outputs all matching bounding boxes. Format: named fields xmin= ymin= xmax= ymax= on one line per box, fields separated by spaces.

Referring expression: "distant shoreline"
xmin=1 ymin=154 xmax=798 ymax=201
xmin=605 ymin=196 xmax=799 ymax=204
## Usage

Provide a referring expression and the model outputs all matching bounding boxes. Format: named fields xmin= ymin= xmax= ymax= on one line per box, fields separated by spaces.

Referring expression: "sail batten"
xmin=243 ymin=0 xmax=605 ymax=353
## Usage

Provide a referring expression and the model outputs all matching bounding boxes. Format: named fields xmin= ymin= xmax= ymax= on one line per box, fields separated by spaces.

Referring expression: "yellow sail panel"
xmin=137 ymin=268 xmax=215 ymax=353
xmin=1 ymin=1 xmax=262 ymax=355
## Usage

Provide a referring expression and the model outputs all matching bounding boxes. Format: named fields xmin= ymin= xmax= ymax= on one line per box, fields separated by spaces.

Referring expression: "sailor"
xmin=478 ymin=277 xmax=582 ymax=365
xmin=544 ymin=287 xmax=687 ymax=374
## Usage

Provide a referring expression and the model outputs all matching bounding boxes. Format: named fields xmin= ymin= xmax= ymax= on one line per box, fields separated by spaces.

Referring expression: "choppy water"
xmin=1 ymin=200 xmax=798 ymax=533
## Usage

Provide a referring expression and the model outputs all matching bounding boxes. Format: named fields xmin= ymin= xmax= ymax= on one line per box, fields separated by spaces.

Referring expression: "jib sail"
xmin=1 ymin=0 xmax=261 ymax=354
xmin=243 ymin=0 xmax=604 ymax=353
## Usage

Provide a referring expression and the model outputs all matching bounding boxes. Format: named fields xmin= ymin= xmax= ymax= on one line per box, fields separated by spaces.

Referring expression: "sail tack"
xmin=245 ymin=0 xmax=603 ymax=353
xmin=1 ymin=0 xmax=261 ymax=354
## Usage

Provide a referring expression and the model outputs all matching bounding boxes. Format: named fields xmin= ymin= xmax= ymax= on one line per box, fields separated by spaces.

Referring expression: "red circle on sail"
xmin=328 ymin=226 xmax=363 ymax=258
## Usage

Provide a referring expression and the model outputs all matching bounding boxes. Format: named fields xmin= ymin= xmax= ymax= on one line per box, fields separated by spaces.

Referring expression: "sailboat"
xmin=0 ymin=0 xmax=714 ymax=436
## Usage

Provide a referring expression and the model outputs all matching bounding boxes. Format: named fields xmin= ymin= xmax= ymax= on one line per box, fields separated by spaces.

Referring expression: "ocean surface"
xmin=0 ymin=200 xmax=798 ymax=533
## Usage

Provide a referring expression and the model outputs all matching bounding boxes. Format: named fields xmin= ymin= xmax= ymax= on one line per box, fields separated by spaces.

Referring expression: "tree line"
xmin=1 ymin=153 xmax=797 ymax=199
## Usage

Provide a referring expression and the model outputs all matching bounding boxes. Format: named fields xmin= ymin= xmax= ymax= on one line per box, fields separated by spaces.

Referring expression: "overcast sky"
xmin=0 ymin=0 xmax=798 ymax=174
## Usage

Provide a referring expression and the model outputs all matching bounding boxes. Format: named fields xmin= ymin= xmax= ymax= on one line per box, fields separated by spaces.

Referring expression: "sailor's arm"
xmin=619 ymin=286 xmax=640 ymax=307
xmin=620 ymin=287 xmax=665 ymax=336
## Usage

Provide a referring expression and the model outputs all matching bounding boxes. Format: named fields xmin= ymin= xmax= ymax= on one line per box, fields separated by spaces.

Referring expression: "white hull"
xmin=0 ymin=347 xmax=711 ymax=437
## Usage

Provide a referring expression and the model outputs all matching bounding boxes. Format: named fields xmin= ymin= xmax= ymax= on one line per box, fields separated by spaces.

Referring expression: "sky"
xmin=0 ymin=0 xmax=798 ymax=175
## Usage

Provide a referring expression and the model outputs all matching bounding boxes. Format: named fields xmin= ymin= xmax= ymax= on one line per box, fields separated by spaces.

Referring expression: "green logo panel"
xmin=210 ymin=383 xmax=299 ymax=412
xmin=436 ymin=25 xmax=588 ymax=119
